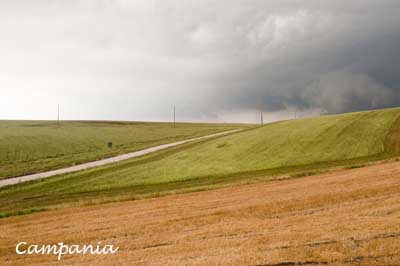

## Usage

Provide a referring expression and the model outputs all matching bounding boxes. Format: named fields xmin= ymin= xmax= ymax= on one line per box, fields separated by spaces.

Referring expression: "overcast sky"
xmin=1 ymin=0 xmax=400 ymax=123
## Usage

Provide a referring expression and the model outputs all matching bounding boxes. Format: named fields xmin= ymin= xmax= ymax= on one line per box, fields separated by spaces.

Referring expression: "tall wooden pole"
xmin=173 ymin=106 xmax=176 ymax=125
xmin=57 ymin=104 xmax=60 ymax=126
xmin=260 ymin=110 xmax=263 ymax=125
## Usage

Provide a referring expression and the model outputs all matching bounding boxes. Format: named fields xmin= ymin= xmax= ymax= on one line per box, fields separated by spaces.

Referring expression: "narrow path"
xmin=0 ymin=129 xmax=241 ymax=188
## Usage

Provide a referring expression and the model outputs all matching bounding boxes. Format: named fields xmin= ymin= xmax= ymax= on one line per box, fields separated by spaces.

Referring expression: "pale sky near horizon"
xmin=1 ymin=0 xmax=400 ymax=123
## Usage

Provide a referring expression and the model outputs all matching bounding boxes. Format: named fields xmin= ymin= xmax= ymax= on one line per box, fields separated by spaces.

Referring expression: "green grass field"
xmin=1 ymin=108 xmax=400 ymax=217
xmin=0 ymin=121 xmax=242 ymax=179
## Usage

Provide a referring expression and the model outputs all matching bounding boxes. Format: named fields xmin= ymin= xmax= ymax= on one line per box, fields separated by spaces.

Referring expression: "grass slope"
xmin=0 ymin=121 xmax=242 ymax=179
xmin=1 ymin=108 xmax=400 ymax=217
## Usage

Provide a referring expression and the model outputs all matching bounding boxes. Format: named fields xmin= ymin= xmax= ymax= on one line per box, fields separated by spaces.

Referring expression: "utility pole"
xmin=259 ymin=102 xmax=264 ymax=125
xmin=173 ymin=106 xmax=176 ymax=126
xmin=57 ymin=104 xmax=60 ymax=127
xmin=260 ymin=110 xmax=264 ymax=125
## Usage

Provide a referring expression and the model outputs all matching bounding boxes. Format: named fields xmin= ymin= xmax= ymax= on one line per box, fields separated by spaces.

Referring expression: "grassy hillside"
xmin=1 ymin=108 xmax=400 ymax=217
xmin=0 ymin=121 xmax=243 ymax=179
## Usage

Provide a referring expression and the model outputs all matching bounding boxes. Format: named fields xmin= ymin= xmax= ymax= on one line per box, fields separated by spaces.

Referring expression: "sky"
xmin=1 ymin=0 xmax=400 ymax=123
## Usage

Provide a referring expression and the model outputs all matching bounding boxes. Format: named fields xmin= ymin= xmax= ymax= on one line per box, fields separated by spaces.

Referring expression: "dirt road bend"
xmin=0 ymin=129 xmax=241 ymax=188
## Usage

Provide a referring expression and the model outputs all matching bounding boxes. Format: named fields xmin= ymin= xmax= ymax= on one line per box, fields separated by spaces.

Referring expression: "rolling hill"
xmin=1 ymin=107 xmax=400 ymax=217
xmin=0 ymin=121 xmax=242 ymax=179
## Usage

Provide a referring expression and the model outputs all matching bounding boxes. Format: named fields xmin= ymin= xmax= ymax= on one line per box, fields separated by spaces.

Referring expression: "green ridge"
xmin=1 ymin=108 xmax=400 ymax=218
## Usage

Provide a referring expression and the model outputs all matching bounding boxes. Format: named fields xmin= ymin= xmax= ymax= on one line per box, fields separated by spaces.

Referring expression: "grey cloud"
xmin=0 ymin=0 xmax=400 ymax=121
xmin=302 ymin=69 xmax=400 ymax=114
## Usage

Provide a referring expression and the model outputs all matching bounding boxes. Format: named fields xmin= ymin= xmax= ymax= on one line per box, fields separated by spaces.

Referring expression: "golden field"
xmin=1 ymin=160 xmax=400 ymax=265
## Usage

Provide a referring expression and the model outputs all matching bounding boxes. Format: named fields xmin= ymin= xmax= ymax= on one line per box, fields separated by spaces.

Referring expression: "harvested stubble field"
xmin=1 ymin=160 xmax=400 ymax=266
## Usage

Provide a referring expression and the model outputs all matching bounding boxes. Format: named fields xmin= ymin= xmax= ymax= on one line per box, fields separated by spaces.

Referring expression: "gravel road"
xmin=0 ymin=129 xmax=241 ymax=188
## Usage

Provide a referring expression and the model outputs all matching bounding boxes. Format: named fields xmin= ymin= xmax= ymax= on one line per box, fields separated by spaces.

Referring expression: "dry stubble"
xmin=1 ymin=160 xmax=400 ymax=265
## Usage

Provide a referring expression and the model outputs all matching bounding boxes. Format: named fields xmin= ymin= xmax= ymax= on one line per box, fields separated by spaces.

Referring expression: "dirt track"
xmin=1 ymin=160 xmax=400 ymax=265
xmin=0 ymin=129 xmax=241 ymax=188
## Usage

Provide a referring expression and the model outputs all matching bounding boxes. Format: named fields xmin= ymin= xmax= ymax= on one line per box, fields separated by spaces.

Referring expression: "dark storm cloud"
xmin=201 ymin=0 xmax=400 ymax=114
xmin=1 ymin=0 xmax=400 ymax=121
